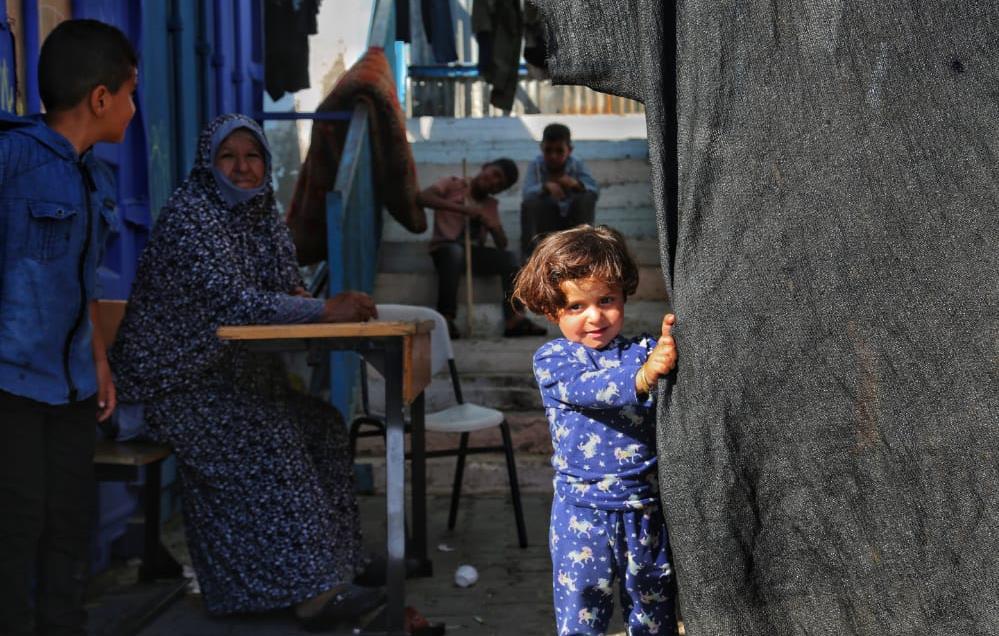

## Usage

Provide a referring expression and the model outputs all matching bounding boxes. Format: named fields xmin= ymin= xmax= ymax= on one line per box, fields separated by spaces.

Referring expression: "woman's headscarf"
xmin=110 ymin=114 xmax=303 ymax=401
xmin=209 ymin=117 xmax=271 ymax=206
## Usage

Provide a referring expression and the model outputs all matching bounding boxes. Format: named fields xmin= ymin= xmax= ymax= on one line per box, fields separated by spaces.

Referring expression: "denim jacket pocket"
xmin=28 ymin=202 xmax=79 ymax=262
xmin=100 ymin=197 xmax=122 ymax=234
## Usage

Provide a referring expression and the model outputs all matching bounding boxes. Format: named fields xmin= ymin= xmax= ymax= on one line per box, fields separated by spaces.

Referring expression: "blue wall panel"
xmin=169 ymin=0 xmax=203 ymax=178
xmin=21 ymin=0 xmax=40 ymax=114
xmin=137 ymin=0 xmax=177 ymax=222
xmin=214 ymin=0 xmax=263 ymax=119
xmin=72 ymin=1 xmax=152 ymax=300
xmin=0 ymin=3 xmax=16 ymax=113
xmin=324 ymin=190 xmax=353 ymax=417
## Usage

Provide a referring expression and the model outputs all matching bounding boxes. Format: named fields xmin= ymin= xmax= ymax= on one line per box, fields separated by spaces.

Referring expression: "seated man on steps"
xmin=520 ymin=123 xmax=600 ymax=259
xmin=417 ymin=158 xmax=546 ymax=339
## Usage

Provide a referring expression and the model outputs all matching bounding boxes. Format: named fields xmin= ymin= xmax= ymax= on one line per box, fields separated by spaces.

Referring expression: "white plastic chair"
xmin=350 ymin=304 xmax=528 ymax=548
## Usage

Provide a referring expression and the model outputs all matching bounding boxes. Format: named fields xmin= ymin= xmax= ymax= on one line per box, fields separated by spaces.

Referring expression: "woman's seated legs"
xmin=146 ymin=384 xmax=363 ymax=616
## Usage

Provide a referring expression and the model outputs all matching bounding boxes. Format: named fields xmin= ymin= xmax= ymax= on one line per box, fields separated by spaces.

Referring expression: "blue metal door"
xmin=0 ymin=2 xmax=15 ymax=114
xmin=72 ymin=0 xmax=152 ymax=300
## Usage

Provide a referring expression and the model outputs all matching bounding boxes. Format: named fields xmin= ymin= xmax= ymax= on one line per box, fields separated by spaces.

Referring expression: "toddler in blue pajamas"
xmin=513 ymin=225 xmax=679 ymax=636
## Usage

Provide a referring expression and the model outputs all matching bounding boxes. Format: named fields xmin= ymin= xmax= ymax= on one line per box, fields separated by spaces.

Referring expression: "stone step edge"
xmin=355 ymin=453 xmax=555 ymax=496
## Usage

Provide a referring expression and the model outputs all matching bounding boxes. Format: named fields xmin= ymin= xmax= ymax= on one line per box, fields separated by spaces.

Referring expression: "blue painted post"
xmin=394 ymin=40 xmax=407 ymax=109
xmin=368 ymin=0 xmax=396 ymax=53
xmin=345 ymin=128 xmax=377 ymax=293
xmin=324 ymin=104 xmax=378 ymax=418
xmin=324 ymin=189 xmax=353 ymax=417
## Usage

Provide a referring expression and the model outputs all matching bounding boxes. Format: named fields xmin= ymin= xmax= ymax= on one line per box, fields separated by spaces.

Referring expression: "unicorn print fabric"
xmin=535 ymin=336 xmax=678 ymax=635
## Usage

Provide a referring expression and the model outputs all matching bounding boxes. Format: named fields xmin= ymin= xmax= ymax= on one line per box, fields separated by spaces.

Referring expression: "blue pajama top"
xmin=533 ymin=335 xmax=665 ymax=511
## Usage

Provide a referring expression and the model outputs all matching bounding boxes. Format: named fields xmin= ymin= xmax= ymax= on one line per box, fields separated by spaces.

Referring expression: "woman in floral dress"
xmin=111 ymin=113 xmax=382 ymax=629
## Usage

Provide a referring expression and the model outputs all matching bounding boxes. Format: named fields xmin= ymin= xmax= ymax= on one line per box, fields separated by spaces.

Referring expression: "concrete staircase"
xmin=358 ymin=114 xmax=666 ymax=494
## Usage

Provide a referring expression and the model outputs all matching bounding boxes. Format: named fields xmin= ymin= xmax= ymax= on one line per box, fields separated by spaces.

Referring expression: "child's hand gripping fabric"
xmin=636 ymin=313 xmax=677 ymax=396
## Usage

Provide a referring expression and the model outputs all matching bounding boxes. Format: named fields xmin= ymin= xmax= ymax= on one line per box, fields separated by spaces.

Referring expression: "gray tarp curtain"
xmin=533 ymin=1 xmax=999 ymax=634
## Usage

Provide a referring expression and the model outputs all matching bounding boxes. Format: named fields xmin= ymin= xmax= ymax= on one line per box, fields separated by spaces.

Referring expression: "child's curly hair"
xmin=513 ymin=225 xmax=640 ymax=319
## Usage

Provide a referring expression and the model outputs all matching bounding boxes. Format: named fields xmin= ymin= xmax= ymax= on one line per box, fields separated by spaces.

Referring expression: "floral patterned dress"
xmin=110 ymin=114 xmax=361 ymax=614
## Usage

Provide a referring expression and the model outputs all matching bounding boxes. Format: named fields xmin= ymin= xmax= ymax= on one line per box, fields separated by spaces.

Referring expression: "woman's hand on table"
xmin=321 ymin=291 xmax=378 ymax=323
xmin=291 ymin=286 xmax=312 ymax=298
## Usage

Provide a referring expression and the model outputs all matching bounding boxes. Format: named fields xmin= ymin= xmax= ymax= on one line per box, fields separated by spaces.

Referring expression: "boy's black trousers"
xmin=520 ymin=190 xmax=598 ymax=259
xmin=431 ymin=242 xmax=520 ymax=321
xmin=0 ymin=390 xmax=96 ymax=636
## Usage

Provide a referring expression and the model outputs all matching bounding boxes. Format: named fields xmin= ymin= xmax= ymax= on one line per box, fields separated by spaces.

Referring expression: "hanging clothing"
xmin=286 ymin=47 xmax=425 ymax=265
xmin=532 ymin=2 xmax=999 ymax=635
xmin=472 ymin=0 xmax=523 ymax=111
xmin=394 ymin=0 xmax=411 ymax=41
xmin=264 ymin=0 xmax=322 ymax=100
xmin=110 ymin=114 xmax=362 ymax=614
xmin=421 ymin=0 xmax=459 ymax=63
xmin=522 ymin=2 xmax=548 ymax=77
xmin=398 ymin=0 xmax=460 ymax=64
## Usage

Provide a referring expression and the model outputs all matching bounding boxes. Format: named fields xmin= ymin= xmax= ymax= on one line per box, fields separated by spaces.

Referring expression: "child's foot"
xmin=503 ymin=317 xmax=547 ymax=337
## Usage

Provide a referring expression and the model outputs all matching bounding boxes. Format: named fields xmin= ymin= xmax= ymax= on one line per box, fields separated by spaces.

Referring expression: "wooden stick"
xmin=462 ymin=159 xmax=474 ymax=337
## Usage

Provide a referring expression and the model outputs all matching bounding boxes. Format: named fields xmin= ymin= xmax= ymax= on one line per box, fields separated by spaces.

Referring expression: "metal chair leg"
xmin=349 ymin=420 xmax=362 ymax=458
xmin=139 ymin=459 xmax=182 ymax=581
xmin=447 ymin=432 xmax=470 ymax=530
xmin=500 ymin=421 xmax=528 ymax=548
xmin=349 ymin=418 xmax=386 ymax=459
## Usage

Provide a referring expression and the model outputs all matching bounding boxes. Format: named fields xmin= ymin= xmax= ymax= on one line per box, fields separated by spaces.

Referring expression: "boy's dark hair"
xmin=542 ymin=123 xmax=572 ymax=146
xmin=39 ymin=19 xmax=138 ymax=113
xmin=485 ymin=157 xmax=519 ymax=189
xmin=513 ymin=225 xmax=640 ymax=318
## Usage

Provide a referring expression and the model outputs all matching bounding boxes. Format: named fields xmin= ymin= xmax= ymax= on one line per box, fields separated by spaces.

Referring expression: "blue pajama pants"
xmin=550 ymin=502 xmax=678 ymax=636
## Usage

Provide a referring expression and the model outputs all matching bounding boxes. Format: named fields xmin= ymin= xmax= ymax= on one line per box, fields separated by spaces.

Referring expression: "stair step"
xmin=369 ymin=291 xmax=671 ymax=338
xmin=356 ymin=452 xmax=555 ymax=495
xmin=373 ymin=266 xmax=666 ymax=305
xmin=355 ymin=410 xmax=551 ymax=455
xmin=414 ymin=155 xmax=652 ymax=185
xmin=408 ymin=113 xmax=648 ymax=165
xmin=354 ymin=410 xmax=554 ymax=495
xmin=451 ymin=338 xmax=544 ymax=374
xmin=366 ymin=372 xmax=543 ymax=411
xmin=383 ymin=189 xmax=657 ymax=243
xmin=377 ymin=238 xmax=663 ymax=271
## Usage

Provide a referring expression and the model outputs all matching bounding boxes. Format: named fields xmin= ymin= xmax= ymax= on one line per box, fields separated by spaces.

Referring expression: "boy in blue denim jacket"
xmin=0 ymin=20 xmax=137 ymax=635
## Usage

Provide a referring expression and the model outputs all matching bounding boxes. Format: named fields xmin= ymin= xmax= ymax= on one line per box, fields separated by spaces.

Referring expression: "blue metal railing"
xmin=409 ymin=63 xmax=530 ymax=79
xmin=321 ymin=0 xmax=397 ymax=416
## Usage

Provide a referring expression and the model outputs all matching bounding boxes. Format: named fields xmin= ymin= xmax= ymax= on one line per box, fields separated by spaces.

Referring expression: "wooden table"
xmin=218 ymin=320 xmax=434 ymax=635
